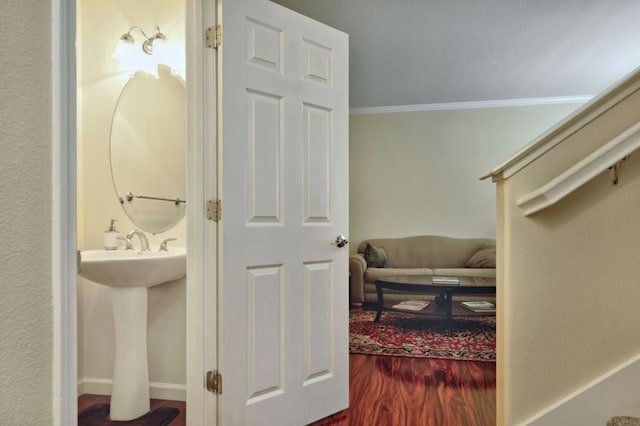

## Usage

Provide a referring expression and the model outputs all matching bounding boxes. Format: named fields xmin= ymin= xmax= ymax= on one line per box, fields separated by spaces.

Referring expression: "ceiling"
xmin=272 ymin=0 xmax=640 ymax=109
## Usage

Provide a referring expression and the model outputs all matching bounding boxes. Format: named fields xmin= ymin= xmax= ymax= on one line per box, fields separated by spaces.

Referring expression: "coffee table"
xmin=374 ymin=275 xmax=496 ymax=335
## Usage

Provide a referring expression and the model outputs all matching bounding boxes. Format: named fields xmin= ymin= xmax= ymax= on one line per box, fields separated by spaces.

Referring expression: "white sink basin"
xmin=79 ymin=247 xmax=186 ymax=288
xmin=78 ymin=246 xmax=187 ymax=420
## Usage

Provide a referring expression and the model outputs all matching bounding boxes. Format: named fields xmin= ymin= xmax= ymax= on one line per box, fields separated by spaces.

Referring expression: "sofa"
xmin=349 ymin=235 xmax=496 ymax=305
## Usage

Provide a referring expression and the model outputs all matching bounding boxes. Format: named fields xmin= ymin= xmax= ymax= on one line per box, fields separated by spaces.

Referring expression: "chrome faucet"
xmin=125 ymin=229 xmax=150 ymax=251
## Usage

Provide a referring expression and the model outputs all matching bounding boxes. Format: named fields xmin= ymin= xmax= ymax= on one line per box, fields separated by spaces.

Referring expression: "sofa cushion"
xmin=365 ymin=267 xmax=434 ymax=283
xmin=432 ymin=268 xmax=496 ymax=278
xmin=465 ymin=244 xmax=496 ymax=268
xmin=364 ymin=243 xmax=387 ymax=267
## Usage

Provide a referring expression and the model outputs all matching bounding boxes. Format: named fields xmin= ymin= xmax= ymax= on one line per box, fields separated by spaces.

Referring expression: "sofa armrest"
xmin=349 ymin=254 xmax=367 ymax=305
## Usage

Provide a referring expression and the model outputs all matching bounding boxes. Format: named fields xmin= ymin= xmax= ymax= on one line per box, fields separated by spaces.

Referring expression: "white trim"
xmin=78 ymin=378 xmax=187 ymax=402
xmin=204 ymin=0 xmax=219 ymax=423
xmin=52 ymin=0 xmax=77 ymax=425
xmin=523 ymin=352 xmax=640 ymax=425
xmin=516 ymin=120 xmax=640 ymax=216
xmin=185 ymin=0 xmax=204 ymax=420
xmin=348 ymin=95 xmax=592 ymax=115
xmin=482 ymin=65 xmax=640 ymax=182
xmin=186 ymin=0 xmax=218 ymax=424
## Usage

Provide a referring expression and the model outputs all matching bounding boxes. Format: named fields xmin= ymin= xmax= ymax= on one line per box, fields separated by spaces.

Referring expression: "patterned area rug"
xmin=349 ymin=309 xmax=496 ymax=361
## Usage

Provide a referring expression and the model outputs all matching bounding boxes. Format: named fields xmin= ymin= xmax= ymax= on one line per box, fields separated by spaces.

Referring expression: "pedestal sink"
xmin=78 ymin=247 xmax=186 ymax=421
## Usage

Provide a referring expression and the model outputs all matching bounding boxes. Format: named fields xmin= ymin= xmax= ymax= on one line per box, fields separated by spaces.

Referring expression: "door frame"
xmin=185 ymin=0 xmax=218 ymax=424
xmin=52 ymin=0 xmax=77 ymax=423
xmin=51 ymin=0 xmax=215 ymax=424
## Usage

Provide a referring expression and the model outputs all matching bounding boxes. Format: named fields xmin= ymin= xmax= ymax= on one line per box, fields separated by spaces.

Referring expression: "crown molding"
xmin=349 ymin=95 xmax=592 ymax=115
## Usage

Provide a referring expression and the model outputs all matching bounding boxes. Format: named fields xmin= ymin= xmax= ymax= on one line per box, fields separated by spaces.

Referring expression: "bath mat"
xmin=78 ymin=404 xmax=179 ymax=425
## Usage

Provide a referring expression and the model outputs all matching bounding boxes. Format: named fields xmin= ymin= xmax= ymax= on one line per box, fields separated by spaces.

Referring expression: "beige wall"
xmin=0 ymin=1 xmax=53 ymax=424
xmin=77 ymin=0 xmax=187 ymax=394
xmin=500 ymin=90 xmax=640 ymax=424
xmin=349 ymin=103 xmax=584 ymax=253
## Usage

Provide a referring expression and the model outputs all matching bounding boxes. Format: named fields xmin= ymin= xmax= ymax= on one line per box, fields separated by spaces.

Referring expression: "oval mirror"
xmin=110 ymin=66 xmax=186 ymax=234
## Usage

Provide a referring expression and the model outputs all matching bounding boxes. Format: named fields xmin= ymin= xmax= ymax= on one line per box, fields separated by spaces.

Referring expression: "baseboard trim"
xmin=78 ymin=377 xmax=186 ymax=402
xmin=524 ymin=352 xmax=640 ymax=425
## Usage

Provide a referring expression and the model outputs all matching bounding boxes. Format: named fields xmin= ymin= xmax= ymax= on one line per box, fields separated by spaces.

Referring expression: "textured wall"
xmin=348 ymin=102 xmax=584 ymax=251
xmin=500 ymin=90 xmax=640 ymax=424
xmin=0 ymin=1 xmax=53 ymax=424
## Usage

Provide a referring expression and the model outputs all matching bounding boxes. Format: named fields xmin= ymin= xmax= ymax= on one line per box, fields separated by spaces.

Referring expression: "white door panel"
xmin=218 ymin=0 xmax=348 ymax=424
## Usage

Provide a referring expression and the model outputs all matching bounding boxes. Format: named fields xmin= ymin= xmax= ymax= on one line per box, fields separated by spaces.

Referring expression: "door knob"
xmin=334 ymin=235 xmax=349 ymax=248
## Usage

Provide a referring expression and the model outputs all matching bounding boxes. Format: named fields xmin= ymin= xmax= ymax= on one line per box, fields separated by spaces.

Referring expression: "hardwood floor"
xmin=312 ymin=354 xmax=496 ymax=426
xmin=79 ymin=356 xmax=495 ymax=426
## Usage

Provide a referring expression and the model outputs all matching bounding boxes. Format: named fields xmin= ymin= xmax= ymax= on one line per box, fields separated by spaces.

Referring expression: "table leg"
xmin=374 ymin=283 xmax=384 ymax=322
xmin=445 ymin=289 xmax=453 ymax=336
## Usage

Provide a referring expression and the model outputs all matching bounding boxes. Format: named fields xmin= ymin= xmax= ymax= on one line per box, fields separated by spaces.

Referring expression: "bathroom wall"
xmin=77 ymin=0 xmax=187 ymax=400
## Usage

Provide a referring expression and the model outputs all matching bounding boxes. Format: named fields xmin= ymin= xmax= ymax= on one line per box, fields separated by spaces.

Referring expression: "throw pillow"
xmin=364 ymin=243 xmax=387 ymax=268
xmin=465 ymin=244 xmax=496 ymax=268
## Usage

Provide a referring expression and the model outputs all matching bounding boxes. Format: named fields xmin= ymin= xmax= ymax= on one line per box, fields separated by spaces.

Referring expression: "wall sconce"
xmin=113 ymin=24 xmax=184 ymax=79
xmin=120 ymin=26 xmax=166 ymax=55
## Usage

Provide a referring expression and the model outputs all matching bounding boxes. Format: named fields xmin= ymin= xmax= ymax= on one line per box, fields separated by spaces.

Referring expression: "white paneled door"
xmin=217 ymin=0 xmax=349 ymax=424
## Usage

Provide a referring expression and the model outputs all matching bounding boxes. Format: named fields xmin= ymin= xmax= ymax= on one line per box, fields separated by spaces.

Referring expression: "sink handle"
xmin=159 ymin=238 xmax=177 ymax=251
xmin=117 ymin=236 xmax=133 ymax=250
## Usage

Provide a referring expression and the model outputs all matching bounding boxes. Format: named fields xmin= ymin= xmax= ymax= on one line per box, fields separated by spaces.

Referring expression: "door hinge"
xmin=206 ymin=370 xmax=222 ymax=394
xmin=205 ymin=25 xmax=222 ymax=49
xmin=207 ymin=199 xmax=222 ymax=222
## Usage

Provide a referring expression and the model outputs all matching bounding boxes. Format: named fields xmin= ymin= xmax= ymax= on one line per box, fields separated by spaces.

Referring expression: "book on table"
xmin=392 ymin=299 xmax=430 ymax=311
xmin=461 ymin=301 xmax=496 ymax=312
xmin=432 ymin=276 xmax=460 ymax=285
